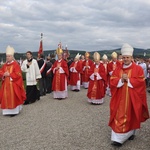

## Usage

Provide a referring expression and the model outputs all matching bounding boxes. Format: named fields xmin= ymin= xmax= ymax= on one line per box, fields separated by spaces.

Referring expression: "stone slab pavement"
xmin=0 ymin=86 xmax=150 ymax=150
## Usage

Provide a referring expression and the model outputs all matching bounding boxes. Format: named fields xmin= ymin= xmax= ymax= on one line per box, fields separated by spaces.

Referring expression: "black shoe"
xmin=75 ymin=89 xmax=80 ymax=92
xmin=23 ymin=101 xmax=29 ymax=105
xmin=128 ymin=135 xmax=135 ymax=140
xmin=111 ymin=141 xmax=122 ymax=147
xmin=10 ymin=114 xmax=17 ymax=117
xmin=37 ymin=97 xmax=40 ymax=100
xmin=91 ymin=102 xmax=100 ymax=105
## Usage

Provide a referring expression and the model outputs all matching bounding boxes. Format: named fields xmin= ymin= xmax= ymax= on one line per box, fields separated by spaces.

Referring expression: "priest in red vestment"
xmin=79 ymin=55 xmax=85 ymax=86
xmin=82 ymin=52 xmax=93 ymax=89
xmin=107 ymin=52 xmax=121 ymax=96
xmin=69 ymin=53 xmax=82 ymax=92
xmin=109 ymin=43 xmax=149 ymax=147
xmin=102 ymin=54 xmax=109 ymax=96
xmin=52 ymin=47 xmax=69 ymax=100
xmin=87 ymin=52 xmax=107 ymax=104
xmin=0 ymin=46 xmax=26 ymax=117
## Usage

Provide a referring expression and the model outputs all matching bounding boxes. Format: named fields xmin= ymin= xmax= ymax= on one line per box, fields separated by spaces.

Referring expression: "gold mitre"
xmin=93 ymin=52 xmax=100 ymax=61
xmin=6 ymin=45 xmax=15 ymax=56
xmin=56 ymin=47 xmax=63 ymax=55
xmin=111 ymin=52 xmax=117 ymax=58
xmin=85 ymin=52 xmax=90 ymax=57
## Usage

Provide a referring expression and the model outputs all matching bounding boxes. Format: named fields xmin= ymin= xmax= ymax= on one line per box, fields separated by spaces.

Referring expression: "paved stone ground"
xmin=0 ymin=86 xmax=150 ymax=150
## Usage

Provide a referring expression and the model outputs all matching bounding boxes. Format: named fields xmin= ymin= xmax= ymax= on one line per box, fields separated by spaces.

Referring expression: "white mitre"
xmin=75 ymin=53 xmax=81 ymax=60
xmin=6 ymin=45 xmax=15 ymax=55
xmin=121 ymin=43 xmax=134 ymax=56
xmin=102 ymin=54 xmax=108 ymax=60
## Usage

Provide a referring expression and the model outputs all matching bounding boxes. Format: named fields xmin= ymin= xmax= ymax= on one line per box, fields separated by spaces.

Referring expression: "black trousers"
xmin=25 ymin=85 xmax=40 ymax=103
xmin=46 ymin=76 xmax=52 ymax=93
xmin=39 ymin=78 xmax=47 ymax=96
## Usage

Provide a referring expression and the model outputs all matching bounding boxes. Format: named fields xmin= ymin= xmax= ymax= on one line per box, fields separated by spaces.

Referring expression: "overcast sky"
xmin=0 ymin=0 xmax=150 ymax=53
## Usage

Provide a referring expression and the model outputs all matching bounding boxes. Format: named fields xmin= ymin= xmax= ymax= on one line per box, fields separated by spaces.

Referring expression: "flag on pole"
xmin=63 ymin=44 xmax=69 ymax=60
xmin=38 ymin=40 xmax=43 ymax=55
xmin=38 ymin=33 xmax=43 ymax=57
xmin=58 ymin=42 xmax=62 ymax=49
xmin=65 ymin=45 xmax=69 ymax=58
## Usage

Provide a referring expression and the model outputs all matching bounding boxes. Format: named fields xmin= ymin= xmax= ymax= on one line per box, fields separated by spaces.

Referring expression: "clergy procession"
xmin=0 ymin=43 xmax=150 ymax=149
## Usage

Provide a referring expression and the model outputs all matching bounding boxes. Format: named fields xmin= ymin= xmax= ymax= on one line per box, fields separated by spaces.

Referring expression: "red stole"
xmin=90 ymin=67 xmax=99 ymax=99
xmin=55 ymin=62 xmax=61 ymax=91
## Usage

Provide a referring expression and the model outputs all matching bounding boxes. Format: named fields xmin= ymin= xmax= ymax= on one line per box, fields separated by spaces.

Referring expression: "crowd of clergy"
xmin=0 ymin=43 xmax=150 ymax=147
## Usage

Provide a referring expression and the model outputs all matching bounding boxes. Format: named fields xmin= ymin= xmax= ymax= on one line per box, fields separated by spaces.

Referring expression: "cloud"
xmin=0 ymin=0 xmax=150 ymax=53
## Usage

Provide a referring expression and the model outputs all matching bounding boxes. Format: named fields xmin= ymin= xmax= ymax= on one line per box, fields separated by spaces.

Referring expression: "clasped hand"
xmin=4 ymin=71 xmax=10 ymax=77
xmin=121 ymin=74 xmax=128 ymax=82
xmin=94 ymin=72 xmax=97 ymax=76
xmin=27 ymin=62 xmax=32 ymax=66
xmin=56 ymin=67 xmax=60 ymax=70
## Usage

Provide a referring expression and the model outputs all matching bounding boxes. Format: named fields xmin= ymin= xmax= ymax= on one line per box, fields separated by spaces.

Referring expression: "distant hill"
xmin=0 ymin=47 xmax=149 ymax=62
xmin=43 ymin=47 xmax=150 ymax=59
xmin=96 ymin=48 xmax=150 ymax=59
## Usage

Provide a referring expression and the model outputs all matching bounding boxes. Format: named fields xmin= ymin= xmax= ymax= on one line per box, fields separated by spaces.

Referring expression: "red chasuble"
xmin=69 ymin=61 xmax=82 ymax=85
xmin=87 ymin=63 xmax=107 ymax=99
xmin=107 ymin=60 xmax=122 ymax=85
xmin=109 ymin=63 xmax=149 ymax=133
xmin=107 ymin=60 xmax=121 ymax=73
xmin=102 ymin=63 xmax=108 ymax=86
xmin=0 ymin=61 xmax=26 ymax=109
xmin=82 ymin=59 xmax=93 ymax=82
xmin=52 ymin=59 xmax=69 ymax=91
